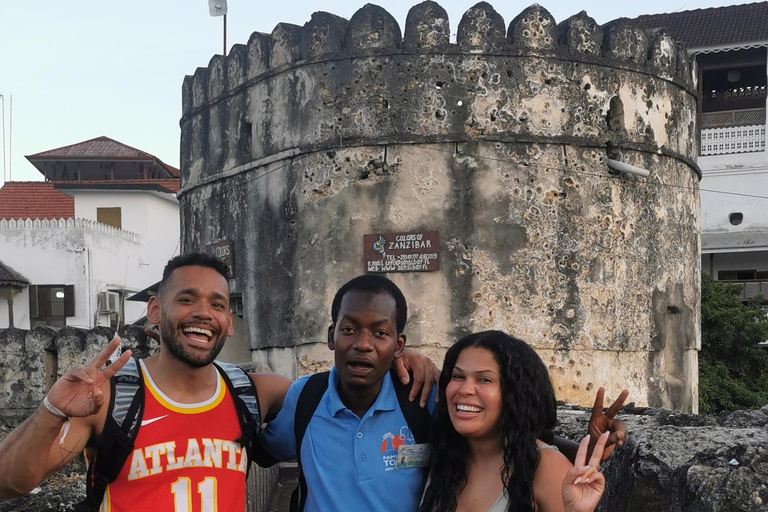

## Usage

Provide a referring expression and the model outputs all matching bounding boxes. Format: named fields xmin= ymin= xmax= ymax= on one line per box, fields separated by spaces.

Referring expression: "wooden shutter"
xmin=29 ymin=285 xmax=39 ymax=318
xmin=64 ymin=285 xmax=75 ymax=317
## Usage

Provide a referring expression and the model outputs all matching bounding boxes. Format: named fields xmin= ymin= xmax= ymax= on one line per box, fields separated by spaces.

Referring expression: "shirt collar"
xmin=326 ymin=366 xmax=397 ymax=417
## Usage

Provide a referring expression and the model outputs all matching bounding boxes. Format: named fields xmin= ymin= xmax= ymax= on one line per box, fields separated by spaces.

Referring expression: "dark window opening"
xmin=607 ymin=97 xmax=624 ymax=132
xmin=242 ymin=121 xmax=252 ymax=156
xmin=729 ymin=212 xmax=744 ymax=225
xmin=719 ymin=269 xmax=763 ymax=281
xmin=29 ymin=284 xmax=75 ymax=328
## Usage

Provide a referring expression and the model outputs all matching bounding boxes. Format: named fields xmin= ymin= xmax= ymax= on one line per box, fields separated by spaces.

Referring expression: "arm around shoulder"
xmin=249 ymin=372 xmax=292 ymax=423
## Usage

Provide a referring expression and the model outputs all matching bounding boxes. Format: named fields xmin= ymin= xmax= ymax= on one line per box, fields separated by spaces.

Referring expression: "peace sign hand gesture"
xmin=562 ymin=432 xmax=609 ymax=512
xmin=588 ymin=387 xmax=628 ymax=461
xmin=45 ymin=336 xmax=133 ymax=418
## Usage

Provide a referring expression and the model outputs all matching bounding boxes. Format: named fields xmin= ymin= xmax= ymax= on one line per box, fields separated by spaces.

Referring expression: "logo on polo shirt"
xmin=381 ymin=426 xmax=415 ymax=471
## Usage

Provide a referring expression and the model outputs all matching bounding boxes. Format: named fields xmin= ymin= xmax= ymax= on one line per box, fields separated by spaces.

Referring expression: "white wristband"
xmin=43 ymin=396 xmax=68 ymax=420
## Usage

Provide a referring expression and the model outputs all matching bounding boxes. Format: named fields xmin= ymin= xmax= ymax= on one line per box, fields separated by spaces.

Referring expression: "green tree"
xmin=699 ymin=273 xmax=768 ymax=414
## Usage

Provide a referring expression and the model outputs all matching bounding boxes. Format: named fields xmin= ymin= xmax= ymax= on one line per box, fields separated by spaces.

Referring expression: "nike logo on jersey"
xmin=141 ymin=415 xmax=169 ymax=426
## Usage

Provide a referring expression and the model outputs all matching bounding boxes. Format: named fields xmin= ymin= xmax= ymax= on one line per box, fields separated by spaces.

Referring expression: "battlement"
xmin=179 ymin=1 xmax=697 ymax=190
xmin=182 ymin=2 xmax=692 ymax=114
xmin=0 ymin=217 xmax=144 ymax=244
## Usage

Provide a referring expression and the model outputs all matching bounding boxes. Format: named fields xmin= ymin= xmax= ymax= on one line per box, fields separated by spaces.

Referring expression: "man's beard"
xmin=159 ymin=315 xmax=227 ymax=368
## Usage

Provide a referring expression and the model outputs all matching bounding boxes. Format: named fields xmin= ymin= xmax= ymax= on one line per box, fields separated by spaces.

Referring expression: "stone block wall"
xmin=179 ymin=2 xmax=701 ymax=411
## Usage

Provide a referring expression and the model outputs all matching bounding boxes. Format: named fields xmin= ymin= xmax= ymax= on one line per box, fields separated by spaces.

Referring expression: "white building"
xmin=0 ymin=137 xmax=181 ymax=329
xmin=636 ymin=3 xmax=768 ymax=300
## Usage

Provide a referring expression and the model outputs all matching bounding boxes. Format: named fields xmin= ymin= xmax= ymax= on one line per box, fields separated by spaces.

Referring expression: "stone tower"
xmin=179 ymin=2 xmax=700 ymax=411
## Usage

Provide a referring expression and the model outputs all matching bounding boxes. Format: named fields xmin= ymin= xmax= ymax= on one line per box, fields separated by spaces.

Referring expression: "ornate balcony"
xmin=700 ymin=108 xmax=766 ymax=156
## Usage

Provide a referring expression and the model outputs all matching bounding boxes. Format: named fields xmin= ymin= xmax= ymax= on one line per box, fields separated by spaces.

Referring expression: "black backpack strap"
xmin=82 ymin=357 xmax=144 ymax=512
xmin=290 ymin=371 xmax=330 ymax=512
xmin=390 ymin=368 xmax=433 ymax=444
xmin=213 ymin=362 xmax=266 ymax=476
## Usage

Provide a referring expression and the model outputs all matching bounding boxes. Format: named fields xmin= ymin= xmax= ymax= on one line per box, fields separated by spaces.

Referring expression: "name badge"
xmin=396 ymin=443 xmax=430 ymax=469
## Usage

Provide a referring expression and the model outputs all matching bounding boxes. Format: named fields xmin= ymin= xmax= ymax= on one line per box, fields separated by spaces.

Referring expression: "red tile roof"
xmin=26 ymin=136 xmax=180 ymax=178
xmin=633 ymin=2 xmax=768 ymax=50
xmin=0 ymin=182 xmax=74 ymax=220
xmin=54 ymin=179 xmax=180 ymax=193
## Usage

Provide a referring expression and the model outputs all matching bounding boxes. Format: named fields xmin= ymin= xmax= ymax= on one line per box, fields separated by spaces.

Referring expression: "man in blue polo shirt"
xmin=261 ymin=274 xmax=433 ymax=511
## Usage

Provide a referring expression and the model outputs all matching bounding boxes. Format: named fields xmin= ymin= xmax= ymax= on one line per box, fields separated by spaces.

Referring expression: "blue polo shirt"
xmin=260 ymin=367 xmax=436 ymax=512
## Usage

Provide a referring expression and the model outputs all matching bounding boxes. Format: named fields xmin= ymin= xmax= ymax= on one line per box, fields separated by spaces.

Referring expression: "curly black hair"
xmin=158 ymin=252 xmax=231 ymax=296
xmin=419 ymin=330 xmax=557 ymax=512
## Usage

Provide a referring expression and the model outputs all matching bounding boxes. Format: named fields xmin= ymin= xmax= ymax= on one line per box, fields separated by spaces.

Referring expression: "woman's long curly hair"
xmin=419 ymin=330 xmax=557 ymax=512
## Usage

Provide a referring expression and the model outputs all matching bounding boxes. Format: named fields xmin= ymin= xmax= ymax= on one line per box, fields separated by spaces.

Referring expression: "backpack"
xmin=289 ymin=368 xmax=433 ymax=512
xmin=76 ymin=357 xmax=263 ymax=512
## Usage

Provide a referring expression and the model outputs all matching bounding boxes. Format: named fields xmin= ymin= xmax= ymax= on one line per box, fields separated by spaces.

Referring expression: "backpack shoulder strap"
xmin=290 ymin=371 xmax=330 ymax=512
xmin=82 ymin=357 xmax=144 ymax=512
xmin=389 ymin=368 xmax=433 ymax=444
xmin=213 ymin=362 xmax=265 ymax=474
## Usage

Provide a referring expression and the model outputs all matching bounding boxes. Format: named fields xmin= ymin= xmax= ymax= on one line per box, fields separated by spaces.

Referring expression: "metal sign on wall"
xmin=206 ymin=240 xmax=235 ymax=277
xmin=363 ymin=231 xmax=439 ymax=273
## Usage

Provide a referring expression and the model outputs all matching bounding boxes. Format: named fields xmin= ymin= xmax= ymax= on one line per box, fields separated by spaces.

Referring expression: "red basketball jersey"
xmin=99 ymin=361 xmax=247 ymax=512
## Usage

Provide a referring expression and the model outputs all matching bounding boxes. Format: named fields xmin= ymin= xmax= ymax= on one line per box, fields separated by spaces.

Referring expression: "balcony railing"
xmin=719 ymin=280 xmax=768 ymax=301
xmin=701 ymin=123 xmax=766 ymax=156
xmin=702 ymin=108 xmax=766 ymax=129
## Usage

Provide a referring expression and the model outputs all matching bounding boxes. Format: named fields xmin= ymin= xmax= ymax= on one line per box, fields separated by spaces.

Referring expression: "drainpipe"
xmin=606 ymin=159 xmax=650 ymax=178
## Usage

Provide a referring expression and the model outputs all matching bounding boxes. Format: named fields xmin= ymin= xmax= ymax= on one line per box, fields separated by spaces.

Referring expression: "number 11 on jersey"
xmin=171 ymin=477 xmax=218 ymax=511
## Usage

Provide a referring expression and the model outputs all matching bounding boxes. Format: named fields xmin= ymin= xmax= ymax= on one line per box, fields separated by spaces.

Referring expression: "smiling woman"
xmin=420 ymin=331 xmax=609 ymax=512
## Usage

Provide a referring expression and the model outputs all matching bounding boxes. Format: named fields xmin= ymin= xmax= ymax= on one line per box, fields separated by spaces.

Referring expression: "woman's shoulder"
xmin=532 ymin=441 xmax=573 ymax=511
xmin=535 ymin=441 xmax=571 ymax=471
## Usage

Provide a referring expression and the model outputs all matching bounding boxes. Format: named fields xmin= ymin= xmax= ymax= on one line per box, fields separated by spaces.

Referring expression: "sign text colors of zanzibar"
xmin=206 ymin=239 xmax=235 ymax=276
xmin=364 ymin=231 xmax=440 ymax=273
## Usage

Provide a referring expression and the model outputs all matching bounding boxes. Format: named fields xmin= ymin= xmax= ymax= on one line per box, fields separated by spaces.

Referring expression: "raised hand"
xmin=562 ymin=432 xmax=608 ymax=512
xmin=588 ymin=387 xmax=628 ymax=461
xmin=45 ymin=336 xmax=132 ymax=418
xmin=392 ymin=350 xmax=440 ymax=407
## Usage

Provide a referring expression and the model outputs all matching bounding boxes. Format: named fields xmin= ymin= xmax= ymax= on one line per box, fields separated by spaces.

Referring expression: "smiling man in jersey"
xmin=0 ymin=254 xmax=440 ymax=511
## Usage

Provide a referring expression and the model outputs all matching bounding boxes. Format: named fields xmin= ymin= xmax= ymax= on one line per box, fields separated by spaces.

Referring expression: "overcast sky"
xmin=0 ymin=0 xmax=738 ymax=183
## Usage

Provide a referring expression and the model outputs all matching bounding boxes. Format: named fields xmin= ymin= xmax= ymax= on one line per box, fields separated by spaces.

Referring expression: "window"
xmin=718 ymin=270 xmax=768 ymax=281
xmin=729 ymin=212 xmax=744 ymax=226
xmin=29 ymin=285 xmax=75 ymax=328
xmin=97 ymin=207 xmax=122 ymax=229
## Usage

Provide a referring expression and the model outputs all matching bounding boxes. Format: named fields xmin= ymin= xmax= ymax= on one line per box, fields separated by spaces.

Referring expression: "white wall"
xmin=699 ymin=152 xmax=768 ymax=233
xmin=0 ymin=220 xmax=147 ymax=329
xmin=71 ymin=190 xmax=180 ymax=281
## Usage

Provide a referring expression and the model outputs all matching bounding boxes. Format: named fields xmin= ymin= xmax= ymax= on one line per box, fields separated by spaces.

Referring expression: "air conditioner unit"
xmin=98 ymin=291 xmax=120 ymax=315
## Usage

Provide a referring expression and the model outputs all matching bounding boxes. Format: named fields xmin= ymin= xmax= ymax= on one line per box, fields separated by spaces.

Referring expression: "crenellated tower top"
xmin=179 ymin=1 xmax=697 ymax=188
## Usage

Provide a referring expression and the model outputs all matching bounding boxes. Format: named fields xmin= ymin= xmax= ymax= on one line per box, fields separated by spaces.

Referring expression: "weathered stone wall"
xmin=0 ymin=326 xmax=157 ymax=422
xmin=179 ymin=2 xmax=701 ymax=411
xmin=556 ymin=405 xmax=768 ymax=511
